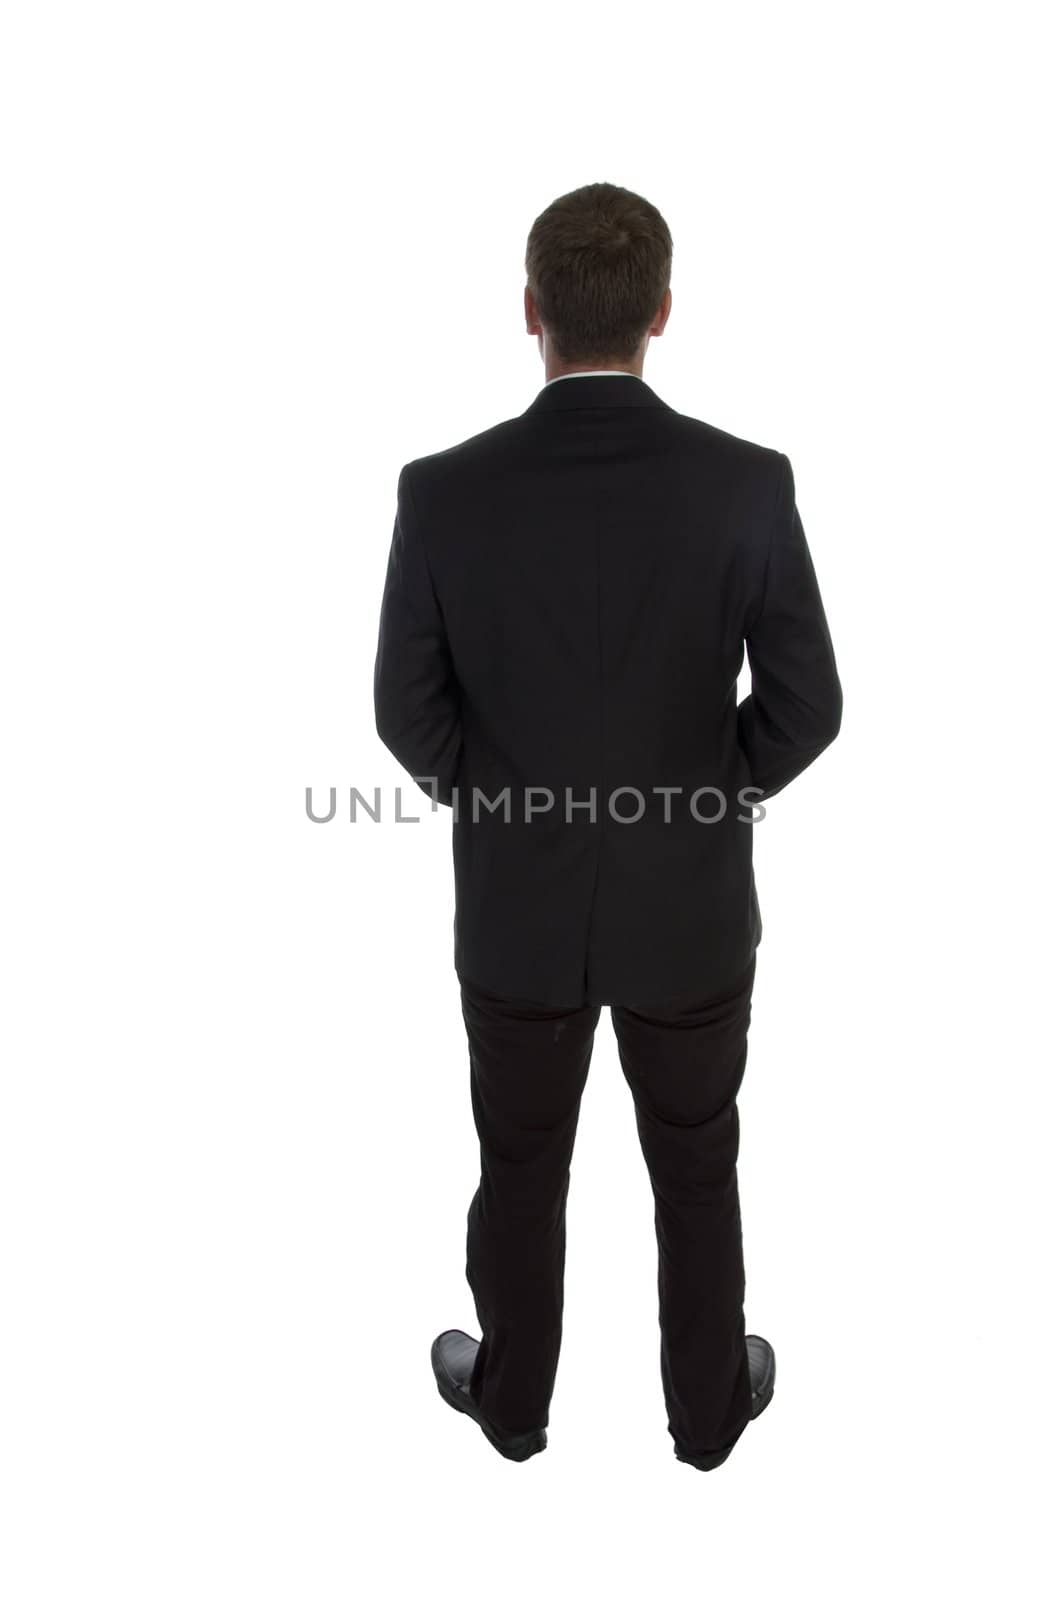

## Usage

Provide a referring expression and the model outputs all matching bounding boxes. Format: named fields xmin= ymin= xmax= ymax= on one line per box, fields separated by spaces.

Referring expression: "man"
xmin=373 ymin=182 xmax=842 ymax=1470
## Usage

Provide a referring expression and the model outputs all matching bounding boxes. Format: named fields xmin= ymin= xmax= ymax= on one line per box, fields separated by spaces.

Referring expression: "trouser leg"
xmin=460 ymin=980 xmax=601 ymax=1435
xmin=611 ymin=957 xmax=756 ymax=1456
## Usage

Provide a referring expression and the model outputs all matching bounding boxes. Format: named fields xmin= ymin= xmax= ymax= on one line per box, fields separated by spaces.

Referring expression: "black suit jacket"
xmin=374 ymin=373 xmax=842 ymax=1008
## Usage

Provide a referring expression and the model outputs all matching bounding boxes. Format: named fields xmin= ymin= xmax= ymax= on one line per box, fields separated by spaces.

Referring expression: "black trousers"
xmin=460 ymin=955 xmax=756 ymax=1459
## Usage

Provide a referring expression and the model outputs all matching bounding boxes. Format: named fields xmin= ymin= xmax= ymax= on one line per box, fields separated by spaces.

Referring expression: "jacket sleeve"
xmin=737 ymin=451 xmax=843 ymax=799
xmin=373 ymin=466 xmax=462 ymax=806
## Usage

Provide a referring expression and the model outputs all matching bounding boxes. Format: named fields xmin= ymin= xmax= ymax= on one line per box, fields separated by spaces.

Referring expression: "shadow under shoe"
xmin=431 ymin=1329 xmax=547 ymax=1463
xmin=674 ymin=1334 xmax=776 ymax=1472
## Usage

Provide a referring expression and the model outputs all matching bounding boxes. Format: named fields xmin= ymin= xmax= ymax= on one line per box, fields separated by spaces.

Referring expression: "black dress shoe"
xmin=674 ymin=1334 xmax=776 ymax=1471
xmin=431 ymin=1329 xmax=547 ymax=1462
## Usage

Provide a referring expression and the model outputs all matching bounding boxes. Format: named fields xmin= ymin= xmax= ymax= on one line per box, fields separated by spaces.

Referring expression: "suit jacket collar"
xmin=523 ymin=373 xmax=671 ymax=415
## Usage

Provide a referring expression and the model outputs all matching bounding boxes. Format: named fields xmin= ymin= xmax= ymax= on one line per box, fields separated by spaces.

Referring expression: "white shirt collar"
xmin=544 ymin=369 xmax=641 ymax=386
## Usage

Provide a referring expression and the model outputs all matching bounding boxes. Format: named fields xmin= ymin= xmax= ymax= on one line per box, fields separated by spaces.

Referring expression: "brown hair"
xmin=525 ymin=182 xmax=672 ymax=364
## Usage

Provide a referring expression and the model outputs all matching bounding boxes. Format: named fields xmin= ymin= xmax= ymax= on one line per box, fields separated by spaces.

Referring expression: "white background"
xmin=2 ymin=2 xmax=1061 ymax=1596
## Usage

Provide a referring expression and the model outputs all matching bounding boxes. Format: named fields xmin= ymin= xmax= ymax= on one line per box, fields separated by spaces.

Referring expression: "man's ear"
xmin=649 ymin=286 xmax=672 ymax=337
xmin=525 ymin=285 xmax=541 ymax=335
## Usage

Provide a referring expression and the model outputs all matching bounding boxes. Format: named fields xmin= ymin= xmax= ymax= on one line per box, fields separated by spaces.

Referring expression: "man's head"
xmin=524 ymin=182 xmax=672 ymax=377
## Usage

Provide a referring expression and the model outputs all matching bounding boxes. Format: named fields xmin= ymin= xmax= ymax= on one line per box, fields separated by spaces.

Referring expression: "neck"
xmin=543 ymin=359 xmax=644 ymax=382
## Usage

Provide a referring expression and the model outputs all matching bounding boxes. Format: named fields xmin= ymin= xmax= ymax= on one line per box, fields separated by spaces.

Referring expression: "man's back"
xmin=375 ymin=372 xmax=842 ymax=1008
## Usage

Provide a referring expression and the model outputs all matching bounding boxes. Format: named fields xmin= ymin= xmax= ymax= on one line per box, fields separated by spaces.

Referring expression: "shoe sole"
xmin=435 ymin=1377 xmax=547 ymax=1462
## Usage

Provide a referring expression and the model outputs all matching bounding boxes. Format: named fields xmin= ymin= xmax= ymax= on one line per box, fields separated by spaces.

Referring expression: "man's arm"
xmin=737 ymin=452 xmax=843 ymax=800
xmin=373 ymin=465 xmax=462 ymax=805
